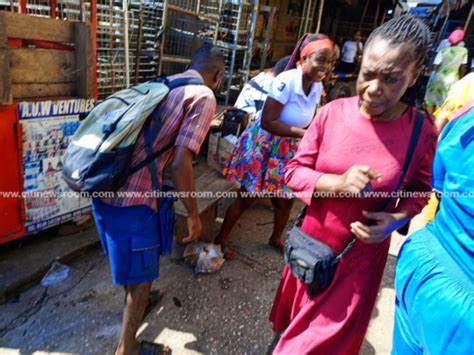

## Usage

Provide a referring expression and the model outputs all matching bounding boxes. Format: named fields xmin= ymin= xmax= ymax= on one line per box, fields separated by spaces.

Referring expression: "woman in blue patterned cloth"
xmin=214 ymin=34 xmax=334 ymax=256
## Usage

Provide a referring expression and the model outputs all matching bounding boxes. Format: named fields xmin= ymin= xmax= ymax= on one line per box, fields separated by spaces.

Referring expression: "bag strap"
xmin=247 ymin=79 xmax=268 ymax=95
xmin=378 ymin=109 xmax=424 ymax=211
xmin=336 ymin=109 xmax=424 ymax=260
xmin=128 ymin=77 xmax=205 ymax=183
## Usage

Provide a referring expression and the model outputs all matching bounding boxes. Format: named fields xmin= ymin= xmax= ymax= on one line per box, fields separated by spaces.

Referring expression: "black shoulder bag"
xmin=220 ymin=108 xmax=249 ymax=137
xmin=284 ymin=110 xmax=424 ymax=298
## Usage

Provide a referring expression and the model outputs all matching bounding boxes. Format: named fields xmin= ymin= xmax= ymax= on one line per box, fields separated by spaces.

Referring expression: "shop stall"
xmin=0 ymin=9 xmax=95 ymax=244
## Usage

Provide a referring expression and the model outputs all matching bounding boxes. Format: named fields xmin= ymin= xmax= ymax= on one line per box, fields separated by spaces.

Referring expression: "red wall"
xmin=0 ymin=104 xmax=26 ymax=243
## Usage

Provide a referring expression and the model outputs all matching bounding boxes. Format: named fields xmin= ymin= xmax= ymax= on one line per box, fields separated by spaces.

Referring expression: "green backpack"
xmin=62 ymin=77 xmax=205 ymax=193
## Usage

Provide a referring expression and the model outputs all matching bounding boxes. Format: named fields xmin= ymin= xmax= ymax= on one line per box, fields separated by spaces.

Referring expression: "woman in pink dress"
xmin=269 ymin=15 xmax=438 ymax=354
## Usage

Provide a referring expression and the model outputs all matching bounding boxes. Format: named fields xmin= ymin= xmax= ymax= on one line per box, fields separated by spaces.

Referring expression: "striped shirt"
xmin=103 ymin=69 xmax=216 ymax=210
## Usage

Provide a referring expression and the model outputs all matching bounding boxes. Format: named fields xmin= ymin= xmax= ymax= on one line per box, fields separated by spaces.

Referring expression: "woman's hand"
xmin=350 ymin=211 xmax=409 ymax=244
xmin=336 ymin=165 xmax=381 ymax=194
xmin=294 ymin=127 xmax=307 ymax=138
xmin=316 ymin=165 xmax=381 ymax=194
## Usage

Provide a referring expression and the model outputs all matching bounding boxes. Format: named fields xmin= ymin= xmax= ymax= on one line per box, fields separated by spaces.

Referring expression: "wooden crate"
xmin=173 ymin=159 xmax=236 ymax=244
xmin=207 ymin=132 xmax=235 ymax=175
xmin=0 ymin=11 xmax=94 ymax=104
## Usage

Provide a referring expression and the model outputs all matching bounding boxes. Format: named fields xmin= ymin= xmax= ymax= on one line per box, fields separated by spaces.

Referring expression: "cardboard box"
xmin=207 ymin=133 xmax=235 ymax=175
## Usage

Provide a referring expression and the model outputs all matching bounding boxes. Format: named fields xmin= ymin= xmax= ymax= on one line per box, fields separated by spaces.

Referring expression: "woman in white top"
xmin=215 ymin=34 xmax=334 ymax=255
xmin=234 ymin=56 xmax=290 ymax=122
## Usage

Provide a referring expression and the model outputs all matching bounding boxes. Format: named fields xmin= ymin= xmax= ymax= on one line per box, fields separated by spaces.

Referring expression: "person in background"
xmin=423 ymin=72 xmax=474 ymax=223
xmin=332 ymin=36 xmax=344 ymax=67
xmin=338 ymin=31 xmax=363 ymax=74
xmin=434 ymin=72 xmax=474 ymax=132
xmin=435 ymin=26 xmax=465 ymax=55
xmin=215 ymin=34 xmax=334 ymax=257
xmin=91 ymin=46 xmax=225 ymax=355
xmin=269 ymin=15 xmax=437 ymax=354
xmin=424 ymin=29 xmax=468 ymax=113
xmin=234 ymin=56 xmax=290 ymax=121
xmin=392 ymin=101 xmax=474 ymax=354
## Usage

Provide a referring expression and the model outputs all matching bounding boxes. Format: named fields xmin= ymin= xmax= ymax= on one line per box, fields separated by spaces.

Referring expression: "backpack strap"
xmin=379 ymin=109 xmax=424 ymax=211
xmin=128 ymin=77 xmax=206 ymax=188
xmin=168 ymin=77 xmax=205 ymax=90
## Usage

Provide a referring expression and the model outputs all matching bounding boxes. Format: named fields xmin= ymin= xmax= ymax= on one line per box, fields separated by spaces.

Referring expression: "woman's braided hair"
xmin=365 ymin=14 xmax=431 ymax=68
xmin=365 ymin=14 xmax=432 ymax=105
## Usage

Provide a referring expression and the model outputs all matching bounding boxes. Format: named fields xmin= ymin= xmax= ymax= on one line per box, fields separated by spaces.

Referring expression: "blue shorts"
xmin=92 ymin=198 xmax=161 ymax=285
xmin=392 ymin=227 xmax=474 ymax=354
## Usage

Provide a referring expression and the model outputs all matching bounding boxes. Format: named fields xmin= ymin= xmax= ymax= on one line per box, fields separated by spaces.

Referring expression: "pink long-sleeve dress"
xmin=269 ymin=96 xmax=437 ymax=354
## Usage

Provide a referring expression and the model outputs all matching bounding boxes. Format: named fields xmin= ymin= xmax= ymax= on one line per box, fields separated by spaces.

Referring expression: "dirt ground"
xmin=0 ymin=198 xmax=423 ymax=355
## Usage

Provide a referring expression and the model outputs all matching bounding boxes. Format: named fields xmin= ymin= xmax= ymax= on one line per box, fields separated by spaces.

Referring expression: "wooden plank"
xmin=0 ymin=13 xmax=12 ymax=105
xmin=174 ymin=166 xmax=235 ymax=216
xmin=167 ymin=4 xmax=219 ymax=23
xmin=0 ymin=11 xmax=75 ymax=43
xmin=11 ymin=83 xmax=75 ymax=99
xmin=163 ymin=159 xmax=235 ymax=243
xmin=175 ymin=203 xmax=218 ymax=243
xmin=9 ymin=49 xmax=75 ymax=84
xmin=161 ymin=55 xmax=191 ymax=64
xmin=74 ymin=22 xmax=94 ymax=98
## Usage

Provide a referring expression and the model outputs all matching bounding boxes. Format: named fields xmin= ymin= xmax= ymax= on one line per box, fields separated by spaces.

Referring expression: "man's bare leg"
xmin=116 ymin=281 xmax=152 ymax=355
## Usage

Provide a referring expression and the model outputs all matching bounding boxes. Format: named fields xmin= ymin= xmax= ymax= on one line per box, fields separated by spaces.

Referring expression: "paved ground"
xmin=0 ymin=199 xmax=425 ymax=355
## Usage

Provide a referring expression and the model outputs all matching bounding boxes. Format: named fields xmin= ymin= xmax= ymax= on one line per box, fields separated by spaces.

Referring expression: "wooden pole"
xmin=134 ymin=10 xmax=144 ymax=85
xmin=316 ymin=0 xmax=325 ymax=34
xmin=373 ymin=0 xmax=381 ymax=28
xmin=123 ymin=0 xmax=130 ymax=88
xmin=50 ymin=0 xmax=57 ymax=19
xmin=260 ymin=6 xmax=275 ymax=71
xmin=18 ymin=0 xmax=26 ymax=14
xmin=358 ymin=0 xmax=370 ymax=32
xmin=298 ymin=0 xmax=309 ymax=38
xmin=91 ymin=0 xmax=98 ymax=99
xmin=380 ymin=9 xmax=387 ymax=25
xmin=464 ymin=4 xmax=473 ymax=33
xmin=80 ymin=0 xmax=86 ymax=22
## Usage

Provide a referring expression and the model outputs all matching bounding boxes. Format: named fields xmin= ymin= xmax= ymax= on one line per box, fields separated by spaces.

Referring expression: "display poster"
xmin=19 ymin=99 xmax=95 ymax=234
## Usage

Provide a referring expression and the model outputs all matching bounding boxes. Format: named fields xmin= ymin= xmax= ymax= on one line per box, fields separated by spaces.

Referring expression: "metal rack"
xmin=95 ymin=0 xmax=163 ymax=100
xmin=0 ymin=0 xmax=257 ymax=103
xmin=0 ymin=0 xmax=163 ymax=100
xmin=159 ymin=0 xmax=258 ymax=104
xmin=159 ymin=0 xmax=219 ymax=76
xmin=127 ymin=1 xmax=164 ymax=85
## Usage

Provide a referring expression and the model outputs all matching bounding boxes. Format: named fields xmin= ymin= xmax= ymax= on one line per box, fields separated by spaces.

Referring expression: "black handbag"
xmin=220 ymin=109 xmax=249 ymax=137
xmin=284 ymin=110 xmax=424 ymax=297
xmin=284 ymin=223 xmax=356 ymax=297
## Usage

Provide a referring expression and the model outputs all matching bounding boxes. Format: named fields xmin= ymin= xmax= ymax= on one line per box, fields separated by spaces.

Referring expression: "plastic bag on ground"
xmin=41 ymin=261 xmax=70 ymax=286
xmin=183 ymin=242 xmax=225 ymax=274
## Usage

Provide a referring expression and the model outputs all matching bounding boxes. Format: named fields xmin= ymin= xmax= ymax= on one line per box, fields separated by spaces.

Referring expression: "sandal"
xmin=139 ymin=340 xmax=171 ymax=355
xmin=268 ymin=239 xmax=284 ymax=254
xmin=142 ymin=289 xmax=165 ymax=322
